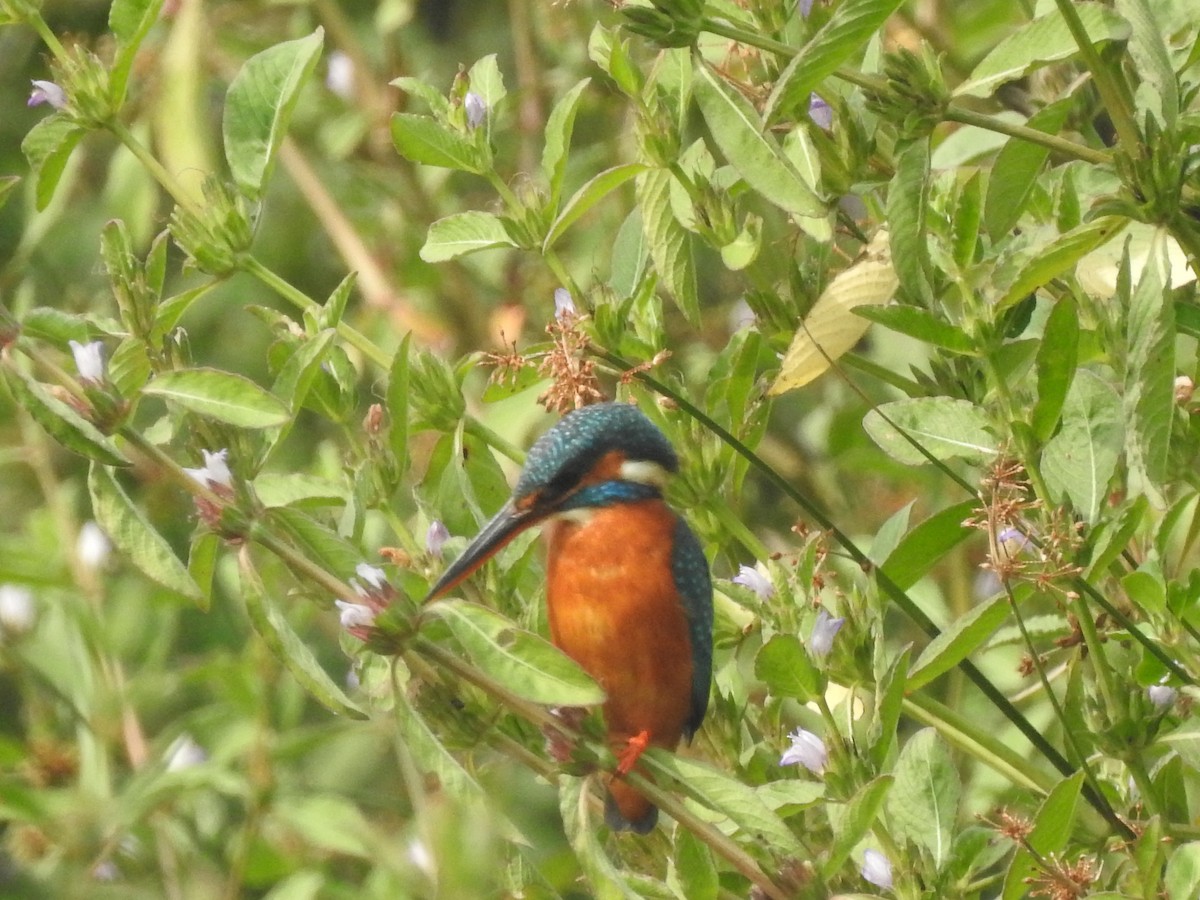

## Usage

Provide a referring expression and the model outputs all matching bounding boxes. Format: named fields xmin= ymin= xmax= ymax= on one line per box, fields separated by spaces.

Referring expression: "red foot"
xmin=616 ymin=730 xmax=651 ymax=776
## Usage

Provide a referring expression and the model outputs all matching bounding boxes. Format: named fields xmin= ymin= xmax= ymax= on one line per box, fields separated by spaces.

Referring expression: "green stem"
xmin=942 ymin=106 xmax=1113 ymax=166
xmin=1125 ymin=752 xmax=1163 ymax=820
xmin=27 ymin=10 xmax=67 ymax=60
xmin=1068 ymin=591 xmax=1121 ymax=721
xmin=465 ymin=418 xmax=526 ymax=465
xmin=903 ymin=694 xmax=1053 ymax=795
xmin=107 ymin=120 xmax=204 ymax=219
xmin=709 ymin=501 xmax=770 ymax=561
xmin=1051 ymin=0 xmax=1140 ymax=155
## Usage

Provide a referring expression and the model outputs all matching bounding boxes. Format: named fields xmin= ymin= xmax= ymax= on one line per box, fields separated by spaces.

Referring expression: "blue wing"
xmin=670 ymin=516 xmax=713 ymax=738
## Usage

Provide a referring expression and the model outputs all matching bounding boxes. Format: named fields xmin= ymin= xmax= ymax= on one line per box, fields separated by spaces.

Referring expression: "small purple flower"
xmin=861 ymin=849 xmax=893 ymax=890
xmin=69 ymin=340 xmax=106 ymax=384
xmin=183 ymin=449 xmax=233 ymax=491
xmin=325 ymin=50 xmax=354 ymax=100
xmin=336 ymin=598 xmax=375 ymax=630
xmin=426 ymin=520 xmax=450 ymax=558
xmin=355 ymin=563 xmax=388 ymax=592
xmin=780 ymin=727 xmax=827 ymax=774
xmin=1148 ymin=681 xmax=1176 ymax=710
xmin=809 ymin=608 xmax=845 ymax=658
xmin=732 ymin=564 xmax=774 ymax=600
xmin=28 ymin=80 xmax=67 ymax=110
xmin=464 ymin=92 xmax=486 ymax=129
xmin=797 ymin=0 xmax=815 ymax=18
xmin=808 ymin=93 xmax=832 ymax=130
xmin=553 ymin=287 xmax=577 ymax=320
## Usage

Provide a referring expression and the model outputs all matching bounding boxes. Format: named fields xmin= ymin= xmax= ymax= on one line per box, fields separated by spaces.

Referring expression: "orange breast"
xmin=545 ymin=501 xmax=694 ymax=752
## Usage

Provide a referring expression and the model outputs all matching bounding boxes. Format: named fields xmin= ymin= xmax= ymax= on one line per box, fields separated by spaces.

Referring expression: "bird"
xmin=424 ymin=401 xmax=713 ymax=833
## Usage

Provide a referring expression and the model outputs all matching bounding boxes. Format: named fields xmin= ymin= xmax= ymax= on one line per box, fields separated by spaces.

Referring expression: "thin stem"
xmin=942 ymin=106 xmax=1113 ymax=166
xmin=1051 ymin=0 xmax=1140 ymax=154
xmin=27 ymin=11 xmax=68 ymax=60
xmin=1068 ymin=591 xmax=1121 ymax=719
xmin=107 ymin=120 xmax=204 ymax=219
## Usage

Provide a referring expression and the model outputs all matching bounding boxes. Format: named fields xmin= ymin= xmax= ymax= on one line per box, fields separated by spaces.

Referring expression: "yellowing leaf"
xmin=769 ymin=231 xmax=897 ymax=395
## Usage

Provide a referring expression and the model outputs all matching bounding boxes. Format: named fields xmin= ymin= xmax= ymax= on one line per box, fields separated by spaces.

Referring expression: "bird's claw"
xmin=616 ymin=730 xmax=651 ymax=776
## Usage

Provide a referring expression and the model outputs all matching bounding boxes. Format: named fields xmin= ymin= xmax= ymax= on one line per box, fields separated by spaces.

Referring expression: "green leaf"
xmin=266 ymin=507 xmax=362 ymax=578
xmin=636 ymin=168 xmax=699 ymax=325
xmin=855 ymin=305 xmax=974 ymax=353
xmin=558 ymin=776 xmax=640 ymax=900
xmin=390 ymin=112 xmax=483 ymax=173
xmin=142 ymin=368 xmax=290 ymax=428
xmin=649 ymin=752 xmax=805 ymax=856
xmin=109 ymin=0 xmax=166 ymax=106
xmin=1031 ymin=295 xmax=1080 ymax=442
xmin=237 ymin=548 xmax=364 ymax=719
xmin=394 ymin=687 xmax=492 ymax=805
xmin=764 ymin=0 xmax=906 ymax=122
xmin=825 ymin=776 xmax=893 ymax=876
xmin=984 ymin=100 xmax=1072 ymax=240
xmin=543 ymin=163 xmax=646 ymax=251
xmin=907 ymin=595 xmax=1008 ymax=690
xmin=1116 ymin=0 xmax=1178 ymax=127
xmin=887 ymin=728 xmax=959 ymax=871
xmin=755 ymin=634 xmax=819 ymax=700
xmin=863 ymin=397 xmax=996 ymax=465
xmin=1041 ymin=370 xmax=1122 ymax=522
xmin=154 ymin=284 xmax=216 ymax=341
xmin=1124 ymin=235 xmax=1174 ymax=504
xmin=955 ymin=4 xmax=1130 ymax=97
xmin=89 ymin=463 xmax=203 ymax=601
xmin=420 ymin=211 xmax=518 ymax=262
xmin=223 ymin=29 xmax=324 ymax=199
xmin=0 ymin=175 xmax=20 ymax=210
xmin=188 ymin=531 xmax=220 ymax=611
xmin=540 ymin=78 xmax=591 ymax=210
xmin=272 ymin=329 xmax=336 ymax=412
xmin=3 ymin=368 xmax=127 ymax=466
xmin=672 ymin=828 xmax=718 ymax=900
xmin=424 ymin=600 xmax=605 ymax=707
xmin=1002 ymin=772 xmax=1085 ymax=900
xmin=693 ymin=61 xmax=824 ymax=221
xmin=21 ymin=115 xmax=86 ymax=211
xmin=1165 ymin=841 xmax=1200 ymax=900
xmin=887 ymin=139 xmax=932 ymax=302
xmin=880 ymin=500 xmax=978 ymax=590
xmin=994 ymin=217 xmax=1123 ymax=312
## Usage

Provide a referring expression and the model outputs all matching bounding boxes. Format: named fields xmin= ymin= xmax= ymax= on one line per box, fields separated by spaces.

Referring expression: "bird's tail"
xmin=604 ymin=778 xmax=658 ymax=834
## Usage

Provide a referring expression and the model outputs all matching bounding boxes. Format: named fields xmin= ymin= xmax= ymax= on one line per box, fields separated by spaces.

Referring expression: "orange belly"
xmin=545 ymin=501 xmax=694 ymax=752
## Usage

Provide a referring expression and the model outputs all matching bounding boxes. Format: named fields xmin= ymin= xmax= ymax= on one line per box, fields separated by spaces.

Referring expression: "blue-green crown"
xmin=514 ymin=402 xmax=678 ymax=501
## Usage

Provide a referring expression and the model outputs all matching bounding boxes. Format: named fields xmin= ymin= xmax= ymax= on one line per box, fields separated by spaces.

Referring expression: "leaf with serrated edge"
xmin=143 ymin=368 xmax=290 ymax=428
xmin=1041 ymin=370 xmax=1122 ymax=522
xmin=237 ymin=548 xmax=364 ymax=718
xmin=887 ymin=728 xmax=960 ymax=871
xmin=693 ymin=61 xmax=824 ymax=220
xmin=420 ymin=211 xmax=517 ymax=263
xmin=223 ymin=30 xmax=324 ymax=199
xmin=770 ymin=231 xmax=897 ymax=394
xmin=391 ymin=113 xmax=481 ymax=173
xmin=863 ymin=397 xmax=996 ymax=465
xmin=4 ymin=368 xmax=128 ymax=466
xmin=636 ymin=168 xmax=699 ymax=324
xmin=541 ymin=78 xmax=591 ymax=210
xmin=89 ymin=463 xmax=202 ymax=601
xmin=955 ymin=4 xmax=1130 ymax=98
xmin=425 ymin=601 xmax=605 ymax=706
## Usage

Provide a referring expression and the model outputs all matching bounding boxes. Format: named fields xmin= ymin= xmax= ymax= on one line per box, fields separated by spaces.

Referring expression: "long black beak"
xmin=423 ymin=499 xmax=543 ymax=601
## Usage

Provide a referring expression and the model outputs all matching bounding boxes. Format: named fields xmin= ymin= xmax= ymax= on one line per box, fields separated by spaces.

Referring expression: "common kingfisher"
xmin=424 ymin=401 xmax=713 ymax=833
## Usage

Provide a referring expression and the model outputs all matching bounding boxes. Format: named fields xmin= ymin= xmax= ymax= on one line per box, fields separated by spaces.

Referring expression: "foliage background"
xmin=1 ymin=0 xmax=1200 ymax=897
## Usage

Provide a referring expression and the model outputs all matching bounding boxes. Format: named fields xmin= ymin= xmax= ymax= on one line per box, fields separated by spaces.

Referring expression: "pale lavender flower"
xmin=165 ymin=734 xmax=206 ymax=771
xmin=91 ymin=861 xmax=119 ymax=882
xmin=426 ymin=520 xmax=450 ymax=558
xmin=76 ymin=521 xmax=112 ymax=569
xmin=355 ymin=563 xmax=388 ymax=592
xmin=861 ymin=848 xmax=893 ymax=890
xmin=336 ymin=598 xmax=375 ymax=630
xmin=797 ymin=0 xmax=814 ymax=18
xmin=780 ymin=727 xmax=827 ymax=774
xmin=28 ymin=80 xmax=67 ymax=110
xmin=809 ymin=94 xmax=832 ymax=130
xmin=553 ymin=287 xmax=577 ymax=320
xmin=325 ymin=50 xmax=355 ymax=100
xmin=69 ymin=340 xmax=105 ymax=384
xmin=0 ymin=584 xmax=35 ymax=637
xmin=464 ymin=92 xmax=486 ymax=129
xmin=183 ymin=449 xmax=233 ymax=491
xmin=809 ymin=608 xmax=845 ymax=658
xmin=732 ymin=564 xmax=774 ymax=600
xmin=1148 ymin=681 xmax=1176 ymax=710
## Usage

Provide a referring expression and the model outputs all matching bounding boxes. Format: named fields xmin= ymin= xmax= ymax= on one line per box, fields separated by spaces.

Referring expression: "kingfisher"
xmin=424 ymin=401 xmax=713 ymax=833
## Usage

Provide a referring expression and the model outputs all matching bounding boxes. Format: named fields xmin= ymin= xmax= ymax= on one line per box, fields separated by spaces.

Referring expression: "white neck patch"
xmin=618 ymin=459 xmax=670 ymax=487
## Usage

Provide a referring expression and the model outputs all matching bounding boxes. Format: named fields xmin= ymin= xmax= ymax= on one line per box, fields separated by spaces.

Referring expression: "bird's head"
xmin=424 ymin=402 xmax=677 ymax=600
